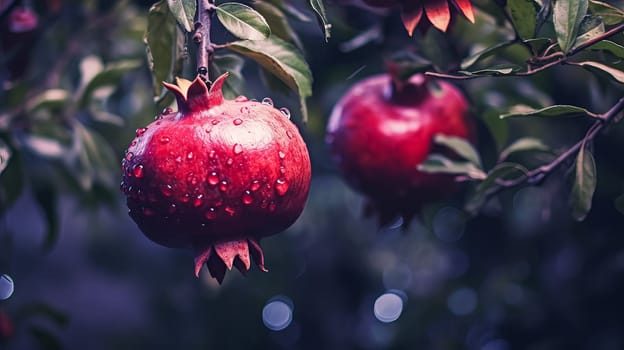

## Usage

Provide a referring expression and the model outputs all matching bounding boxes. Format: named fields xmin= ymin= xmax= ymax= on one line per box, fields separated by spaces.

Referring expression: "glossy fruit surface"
xmin=326 ymin=74 xmax=474 ymax=227
xmin=121 ymin=73 xmax=311 ymax=283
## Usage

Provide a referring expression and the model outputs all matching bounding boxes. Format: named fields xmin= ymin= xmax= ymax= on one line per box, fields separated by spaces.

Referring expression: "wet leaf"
xmin=570 ymin=142 xmax=596 ymax=221
xmin=553 ymin=0 xmax=588 ymax=52
xmin=216 ymin=2 xmax=271 ymax=40
xmin=577 ymin=61 xmax=624 ymax=83
xmin=308 ymin=0 xmax=331 ymax=41
xmin=499 ymin=137 xmax=550 ymax=160
xmin=500 ymin=104 xmax=592 ymax=118
xmin=433 ymin=134 xmax=482 ymax=168
xmin=507 ymin=0 xmax=537 ymax=40
xmin=167 ymin=0 xmax=196 ymax=32
xmin=228 ymin=36 xmax=312 ymax=121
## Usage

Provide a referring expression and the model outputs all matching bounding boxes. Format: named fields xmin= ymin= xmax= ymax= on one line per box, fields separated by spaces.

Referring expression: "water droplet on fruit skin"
xmin=133 ymin=164 xmax=144 ymax=178
xmin=262 ymin=97 xmax=274 ymax=106
xmin=250 ymin=180 xmax=261 ymax=192
xmin=160 ymin=136 xmax=170 ymax=144
xmin=233 ymin=144 xmax=243 ymax=155
xmin=205 ymin=208 xmax=217 ymax=220
xmin=242 ymin=190 xmax=254 ymax=205
xmin=130 ymin=140 xmax=137 ymax=147
xmin=275 ymin=179 xmax=289 ymax=196
xmin=278 ymin=151 xmax=286 ymax=159
xmin=175 ymin=156 xmax=182 ymax=163
xmin=279 ymin=107 xmax=291 ymax=119
xmin=226 ymin=158 xmax=234 ymax=166
xmin=225 ymin=206 xmax=236 ymax=216
xmin=182 ymin=194 xmax=190 ymax=203
xmin=211 ymin=119 xmax=219 ymax=125
xmin=194 ymin=194 xmax=204 ymax=207
xmin=142 ymin=207 xmax=155 ymax=216
xmin=187 ymin=151 xmax=194 ymax=160
xmin=219 ymin=180 xmax=228 ymax=192
xmin=162 ymin=107 xmax=173 ymax=115
xmin=168 ymin=204 xmax=177 ymax=214
xmin=279 ymin=166 xmax=286 ymax=175
xmin=161 ymin=184 xmax=173 ymax=197
xmin=240 ymin=106 xmax=250 ymax=114
xmin=135 ymin=127 xmax=147 ymax=137
xmin=233 ymin=118 xmax=243 ymax=125
xmin=235 ymin=96 xmax=248 ymax=102
xmin=209 ymin=150 xmax=216 ymax=159
xmin=269 ymin=201 xmax=277 ymax=212
xmin=286 ymin=131 xmax=293 ymax=139
xmin=260 ymin=199 xmax=268 ymax=208
xmin=208 ymin=172 xmax=219 ymax=185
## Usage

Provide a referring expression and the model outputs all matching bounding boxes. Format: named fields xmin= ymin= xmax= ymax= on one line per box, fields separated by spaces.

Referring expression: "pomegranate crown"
xmin=162 ymin=72 xmax=229 ymax=114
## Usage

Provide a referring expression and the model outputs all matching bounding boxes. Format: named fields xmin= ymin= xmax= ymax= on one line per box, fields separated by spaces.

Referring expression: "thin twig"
xmin=194 ymin=0 xmax=215 ymax=81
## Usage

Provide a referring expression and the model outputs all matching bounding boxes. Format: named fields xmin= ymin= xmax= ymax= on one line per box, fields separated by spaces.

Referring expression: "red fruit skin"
xmin=121 ymin=74 xmax=311 ymax=282
xmin=326 ymin=74 xmax=474 ymax=227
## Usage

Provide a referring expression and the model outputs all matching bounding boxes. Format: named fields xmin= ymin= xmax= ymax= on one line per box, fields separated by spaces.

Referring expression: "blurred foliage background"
xmin=2 ymin=0 xmax=624 ymax=349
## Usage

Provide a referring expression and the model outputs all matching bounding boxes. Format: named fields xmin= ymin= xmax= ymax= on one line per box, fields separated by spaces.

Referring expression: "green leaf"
xmin=33 ymin=186 xmax=59 ymax=251
xmin=418 ymin=154 xmax=487 ymax=180
xmin=79 ymin=60 xmax=142 ymax=107
xmin=507 ymin=0 xmax=538 ymax=40
xmin=553 ymin=0 xmax=589 ymax=52
xmin=433 ymin=134 xmax=482 ymax=168
xmin=254 ymin=1 xmax=304 ymax=49
xmin=615 ymin=193 xmax=624 ymax=215
xmin=461 ymin=41 xmax=515 ymax=70
xmin=167 ymin=0 xmax=196 ymax=32
xmin=0 ymin=141 xmax=23 ymax=209
xmin=465 ymin=163 xmax=529 ymax=214
xmin=499 ymin=137 xmax=549 ymax=160
xmin=145 ymin=0 xmax=186 ymax=103
xmin=570 ymin=142 xmax=596 ymax=221
xmin=228 ymin=36 xmax=312 ymax=121
xmin=574 ymin=15 xmax=604 ymax=48
xmin=25 ymin=89 xmax=69 ymax=112
xmin=577 ymin=61 xmax=624 ymax=83
xmin=589 ymin=0 xmax=624 ymax=25
xmin=308 ymin=0 xmax=331 ymax=41
xmin=588 ymin=40 xmax=624 ymax=58
xmin=210 ymin=53 xmax=245 ymax=99
xmin=457 ymin=65 xmax=519 ymax=76
xmin=216 ymin=2 xmax=271 ymax=40
xmin=483 ymin=109 xmax=509 ymax=151
xmin=500 ymin=104 xmax=592 ymax=118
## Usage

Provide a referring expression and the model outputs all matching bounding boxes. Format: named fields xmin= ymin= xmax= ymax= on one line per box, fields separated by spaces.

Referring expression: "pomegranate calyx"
xmin=389 ymin=74 xmax=429 ymax=105
xmin=193 ymin=238 xmax=267 ymax=284
xmin=162 ymin=72 xmax=229 ymax=115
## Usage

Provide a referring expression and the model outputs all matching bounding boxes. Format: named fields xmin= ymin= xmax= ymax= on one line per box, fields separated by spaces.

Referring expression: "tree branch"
xmin=194 ymin=0 xmax=215 ymax=82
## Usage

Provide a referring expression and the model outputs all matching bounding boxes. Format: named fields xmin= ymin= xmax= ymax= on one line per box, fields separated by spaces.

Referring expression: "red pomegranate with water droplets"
xmin=121 ymin=73 xmax=311 ymax=283
xmin=326 ymin=73 xmax=474 ymax=228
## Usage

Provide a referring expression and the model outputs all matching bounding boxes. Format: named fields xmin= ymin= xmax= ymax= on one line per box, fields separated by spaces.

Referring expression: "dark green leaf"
xmin=0 ymin=141 xmax=23 ymax=210
xmin=536 ymin=0 xmax=553 ymax=32
xmin=570 ymin=142 xmax=596 ymax=221
xmin=167 ymin=0 xmax=196 ymax=32
xmin=79 ymin=60 xmax=142 ymax=107
xmin=588 ymin=40 xmax=624 ymax=58
xmin=418 ymin=154 xmax=487 ymax=180
xmin=216 ymin=2 xmax=271 ymax=40
xmin=574 ymin=15 xmax=604 ymax=48
xmin=210 ymin=53 xmax=245 ymax=99
xmin=25 ymin=89 xmax=69 ymax=112
xmin=465 ymin=163 xmax=529 ymax=214
xmin=228 ymin=36 xmax=312 ymax=121
xmin=553 ymin=0 xmax=589 ymax=52
xmin=507 ymin=0 xmax=538 ymax=40
xmin=457 ymin=65 xmax=519 ymax=76
xmin=483 ymin=109 xmax=509 ymax=151
xmin=433 ymin=134 xmax=482 ymax=168
xmin=461 ymin=41 xmax=515 ymax=70
xmin=615 ymin=194 xmax=624 ymax=215
xmin=0 ymin=138 xmax=11 ymax=175
xmin=145 ymin=0 xmax=186 ymax=103
xmin=33 ymin=186 xmax=59 ymax=251
xmin=254 ymin=1 xmax=304 ymax=49
xmin=589 ymin=0 xmax=624 ymax=25
xmin=308 ymin=0 xmax=331 ymax=41
xmin=500 ymin=104 xmax=593 ymax=118
xmin=577 ymin=61 xmax=624 ymax=83
xmin=499 ymin=137 xmax=550 ymax=160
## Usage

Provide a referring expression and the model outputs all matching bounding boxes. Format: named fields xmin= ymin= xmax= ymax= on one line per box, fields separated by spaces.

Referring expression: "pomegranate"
xmin=121 ymin=73 xmax=311 ymax=283
xmin=326 ymin=73 xmax=474 ymax=228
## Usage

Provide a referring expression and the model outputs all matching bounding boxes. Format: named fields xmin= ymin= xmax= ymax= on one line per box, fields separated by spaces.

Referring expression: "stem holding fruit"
xmin=194 ymin=0 xmax=215 ymax=82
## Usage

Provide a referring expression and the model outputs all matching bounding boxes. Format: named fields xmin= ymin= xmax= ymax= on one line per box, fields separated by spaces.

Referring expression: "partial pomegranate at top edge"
xmin=121 ymin=73 xmax=312 ymax=283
